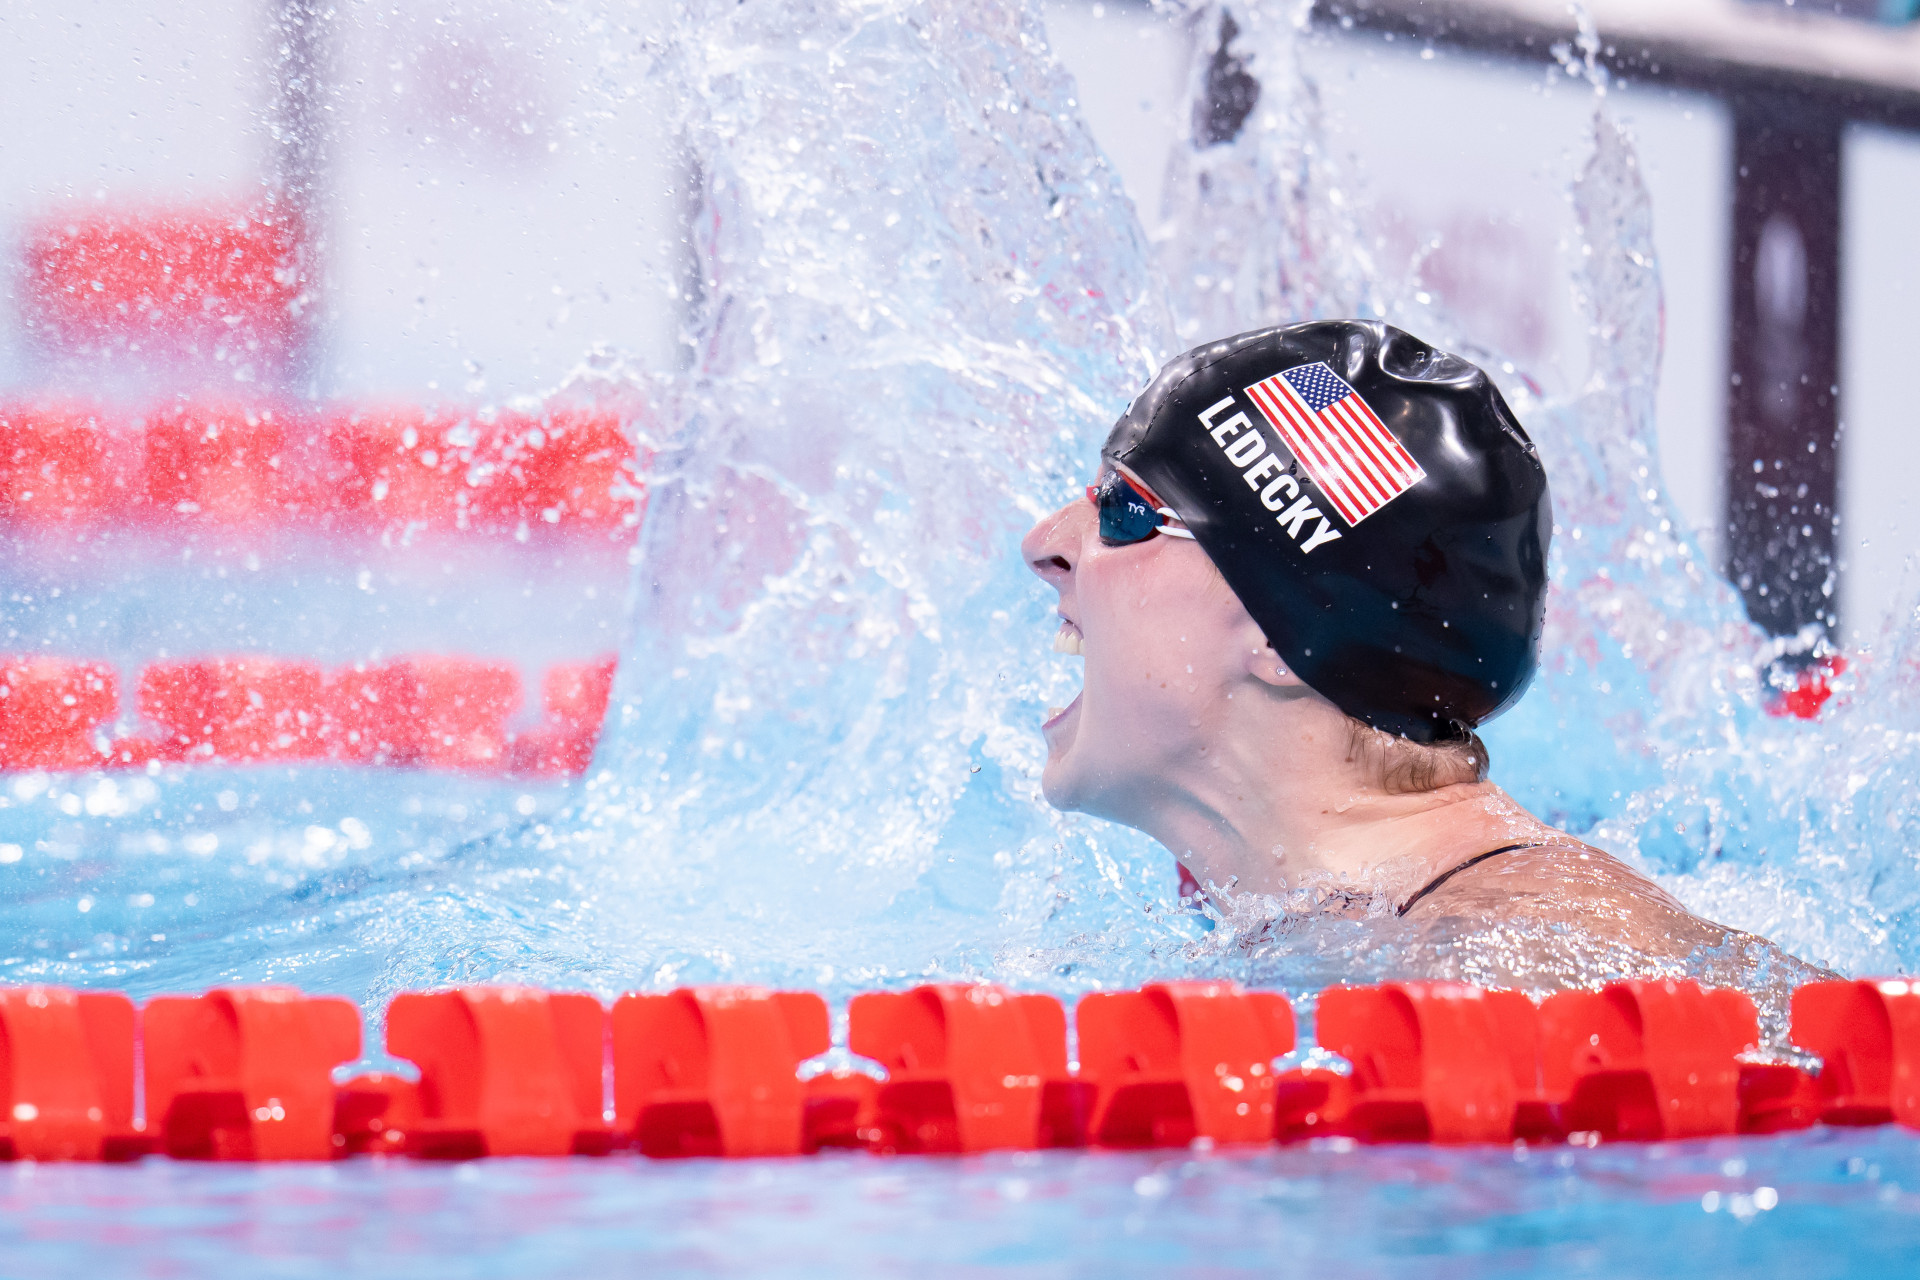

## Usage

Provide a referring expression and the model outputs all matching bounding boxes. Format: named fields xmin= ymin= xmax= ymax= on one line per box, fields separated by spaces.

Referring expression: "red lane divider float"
xmin=383 ymin=987 xmax=612 ymax=1158
xmin=143 ymin=987 xmax=360 ymax=1161
xmin=0 ymin=987 xmax=141 ymax=1161
xmin=1304 ymin=979 xmax=1824 ymax=1144
xmin=0 ymin=654 xmax=615 ymax=776
xmin=849 ymin=983 xmax=1077 ymax=1153
xmin=22 ymin=206 xmax=307 ymax=364
xmin=0 ymin=400 xmax=649 ymax=537
xmin=0 ymin=658 xmax=120 ymax=771
xmin=0 ymin=977 xmax=1912 ymax=1162
xmin=1078 ymin=981 xmax=1295 ymax=1148
xmin=615 ymin=987 xmax=829 ymax=1158
xmin=1791 ymin=979 xmax=1920 ymax=1126
xmin=1304 ymin=981 xmax=1539 ymax=1144
xmin=15 ymin=211 xmax=650 ymax=533
xmin=1536 ymin=980 xmax=1768 ymax=1140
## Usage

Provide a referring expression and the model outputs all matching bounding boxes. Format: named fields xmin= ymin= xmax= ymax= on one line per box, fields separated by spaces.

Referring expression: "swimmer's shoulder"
xmin=1401 ymin=841 xmax=1735 ymax=957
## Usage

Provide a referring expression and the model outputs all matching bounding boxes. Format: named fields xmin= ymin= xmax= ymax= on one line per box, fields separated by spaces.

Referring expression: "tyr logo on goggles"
xmin=1088 ymin=469 xmax=1196 ymax=546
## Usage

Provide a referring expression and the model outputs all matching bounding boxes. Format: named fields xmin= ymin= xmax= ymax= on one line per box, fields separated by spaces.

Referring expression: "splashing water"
xmin=1 ymin=0 xmax=1917 ymax=1039
xmin=1464 ymin=42 xmax=1920 ymax=981
xmin=555 ymin=0 xmax=1197 ymax=995
xmin=1153 ymin=0 xmax=1386 ymax=339
xmin=1120 ymin=3 xmax=1852 ymax=1028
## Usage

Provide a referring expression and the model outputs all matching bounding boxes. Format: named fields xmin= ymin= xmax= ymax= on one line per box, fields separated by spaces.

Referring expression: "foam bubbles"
xmin=0 ymin=0 xmax=1912 ymax=1029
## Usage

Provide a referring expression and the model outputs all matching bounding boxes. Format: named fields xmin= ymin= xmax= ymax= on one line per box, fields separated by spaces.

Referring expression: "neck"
xmin=1137 ymin=709 xmax=1552 ymax=902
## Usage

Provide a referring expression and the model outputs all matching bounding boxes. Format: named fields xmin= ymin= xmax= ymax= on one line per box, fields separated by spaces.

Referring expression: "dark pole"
xmin=266 ymin=0 xmax=334 ymax=399
xmin=1307 ymin=0 xmax=1920 ymax=646
xmin=1723 ymin=99 xmax=1844 ymax=643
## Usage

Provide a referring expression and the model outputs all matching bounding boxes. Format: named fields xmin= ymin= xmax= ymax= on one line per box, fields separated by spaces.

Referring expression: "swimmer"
xmin=1023 ymin=320 xmax=1776 ymax=963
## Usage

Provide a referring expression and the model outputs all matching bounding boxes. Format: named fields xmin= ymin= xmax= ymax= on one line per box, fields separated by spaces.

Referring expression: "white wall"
xmin=7 ymin=0 xmax=1916 ymax=631
xmin=0 ymin=0 xmax=265 ymax=386
xmin=0 ymin=0 xmax=683 ymax=400
xmin=1840 ymin=123 xmax=1920 ymax=646
xmin=1040 ymin=1 xmax=1191 ymax=231
xmin=1619 ymin=84 xmax=1732 ymax=569
xmin=1311 ymin=38 xmax=1731 ymax=561
xmin=324 ymin=0 xmax=683 ymax=400
xmin=1041 ymin=8 xmax=1732 ymax=562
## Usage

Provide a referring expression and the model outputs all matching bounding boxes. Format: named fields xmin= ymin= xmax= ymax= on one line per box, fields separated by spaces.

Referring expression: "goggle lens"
xmin=1088 ymin=470 xmax=1168 ymax=546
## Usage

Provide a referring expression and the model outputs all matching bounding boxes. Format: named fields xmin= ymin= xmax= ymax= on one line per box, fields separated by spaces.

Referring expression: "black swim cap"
xmin=1102 ymin=320 xmax=1550 ymax=744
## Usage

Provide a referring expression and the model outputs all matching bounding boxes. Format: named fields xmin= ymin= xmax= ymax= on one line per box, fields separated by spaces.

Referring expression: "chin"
xmin=1040 ymin=750 xmax=1110 ymax=817
xmin=1041 ymin=753 xmax=1140 ymax=826
xmin=1039 ymin=757 xmax=1079 ymax=813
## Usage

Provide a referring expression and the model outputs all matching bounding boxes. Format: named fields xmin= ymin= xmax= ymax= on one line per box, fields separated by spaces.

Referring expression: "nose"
xmin=1022 ymin=496 xmax=1086 ymax=588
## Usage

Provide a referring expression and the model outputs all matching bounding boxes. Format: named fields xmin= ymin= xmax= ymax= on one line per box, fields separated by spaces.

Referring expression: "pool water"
xmin=5 ymin=1131 xmax=1919 ymax=1279
xmin=5 ymin=0 xmax=1920 ymax=1273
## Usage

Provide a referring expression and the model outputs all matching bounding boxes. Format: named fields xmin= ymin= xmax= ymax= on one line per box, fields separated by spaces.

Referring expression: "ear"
xmin=1241 ymin=628 xmax=1308 ymax=691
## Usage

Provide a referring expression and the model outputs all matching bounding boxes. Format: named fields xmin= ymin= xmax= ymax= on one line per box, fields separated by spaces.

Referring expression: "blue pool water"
xmin=5 ymin=1132 xmax=1920 ymax=1279
xmin=5 ymin=0 xmax=1920 ymax=1273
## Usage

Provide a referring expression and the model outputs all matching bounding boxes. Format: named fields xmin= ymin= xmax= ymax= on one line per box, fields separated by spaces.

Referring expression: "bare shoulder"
xmin=1402 ymin=842 xmax=1738 ymax=958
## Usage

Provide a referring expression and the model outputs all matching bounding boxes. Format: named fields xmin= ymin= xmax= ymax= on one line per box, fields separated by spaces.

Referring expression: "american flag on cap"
xmin=1244 ymin=361 xmax=1426 ymax=528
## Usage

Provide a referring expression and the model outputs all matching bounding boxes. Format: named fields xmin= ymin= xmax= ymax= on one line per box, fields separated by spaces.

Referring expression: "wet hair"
xmin=1343 ymin=718 xmax=1491 ymax=795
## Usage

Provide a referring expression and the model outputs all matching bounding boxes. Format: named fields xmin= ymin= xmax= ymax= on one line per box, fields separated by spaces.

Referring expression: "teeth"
xmin=1053 ymin=626 xmax=1084 ymax=656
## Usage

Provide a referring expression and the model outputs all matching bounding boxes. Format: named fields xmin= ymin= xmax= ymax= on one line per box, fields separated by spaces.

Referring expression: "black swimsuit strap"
xmin=1397 ymin=842 xmax=1549 ymax=918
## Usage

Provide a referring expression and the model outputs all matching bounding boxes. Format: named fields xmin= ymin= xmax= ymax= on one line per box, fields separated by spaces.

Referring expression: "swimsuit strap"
xmin=1397 ymin=842 xmax=1551 ymax=918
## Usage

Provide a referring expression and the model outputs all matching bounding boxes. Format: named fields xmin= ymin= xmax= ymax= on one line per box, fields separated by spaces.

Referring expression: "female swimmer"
xmin=1024 ymin=320 xmax=1778 ymax=961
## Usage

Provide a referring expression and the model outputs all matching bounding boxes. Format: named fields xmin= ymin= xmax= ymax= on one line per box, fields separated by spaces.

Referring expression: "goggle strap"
xmin=1156 ymin=510 xmax=1196 ymax=540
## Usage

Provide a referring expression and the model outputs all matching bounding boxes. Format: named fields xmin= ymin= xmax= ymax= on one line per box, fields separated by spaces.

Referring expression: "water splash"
xmin=558 ymin=0 xmax=1882 ymax=1016
xmin=522 ymin=0 xmax=1207 ymax=998
xmin=1133 ymin=1 xmax=1920 ymax=997
xmin=3 ymin=0 xmax=1918 ymax=1029
xmin=1475 ymin=99 xmax=1920 ymax=978
xmin=1153 ymin=0 xmax=1387 ymax=339
xmin=0 ymin=0 xmax=1220 ymax=1014
xmin=1485 ymin=106 xmax=1766 ymax=831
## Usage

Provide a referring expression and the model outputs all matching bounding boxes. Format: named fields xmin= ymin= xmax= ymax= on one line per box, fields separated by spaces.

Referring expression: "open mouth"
xmin=1045 ymin=616 xmax=1084 ymax=728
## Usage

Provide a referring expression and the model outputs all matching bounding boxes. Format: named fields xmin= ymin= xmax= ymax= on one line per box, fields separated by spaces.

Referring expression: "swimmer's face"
xmin=1021 ymin=477 xmax=1272 ymax=825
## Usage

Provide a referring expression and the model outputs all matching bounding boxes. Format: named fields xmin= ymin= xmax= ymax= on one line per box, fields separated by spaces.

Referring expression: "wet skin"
xmin=1020 ymin=480 xmax=1753 ymax=962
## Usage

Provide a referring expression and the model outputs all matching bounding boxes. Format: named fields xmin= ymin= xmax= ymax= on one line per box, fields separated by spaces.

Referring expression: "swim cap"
xmin=1102 ymin=320 xmax=1550 ymax=743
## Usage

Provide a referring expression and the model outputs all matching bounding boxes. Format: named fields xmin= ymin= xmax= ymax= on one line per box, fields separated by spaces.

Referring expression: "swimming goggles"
xmin=1088 ymin=468 xmax=1195 ymax=546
